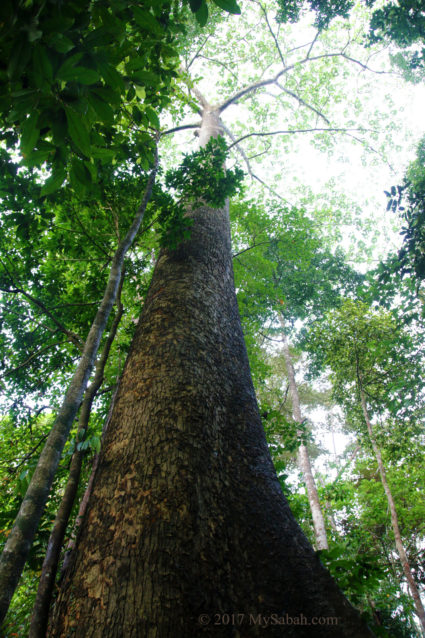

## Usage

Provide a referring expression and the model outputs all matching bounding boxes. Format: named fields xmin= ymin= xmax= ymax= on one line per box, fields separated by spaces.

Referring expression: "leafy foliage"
xmin=380 ymin=138 xmax=425 ymax=286
xmin=276 ymin=0 xmax=353 ymax=30
xmin=165 ymin=136 xmax=244 ymax=207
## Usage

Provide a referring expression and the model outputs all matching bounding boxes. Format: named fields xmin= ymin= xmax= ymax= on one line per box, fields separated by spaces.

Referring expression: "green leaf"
xmin=7 ymin=39 xmax=31 ymax=79
xmin=32 ymin=46 xmax=54 ymax=85
xmin=59 ymin=66 xmax=100 ymax=85
xmin=20 ymin=114 xmax=39 ymax=157
xmin=49 ymin=33 xmax=75 ymax=54
xmin=40 ymin=168 xmax=67 ymax=196
xmin=23 ymin=149 xmax=53 ymax=167
xmin=87 ymin=94 xmax=115 ymax=124
xmin=90 ymin=147 xmax=116 ymax=161
xmin=132 ymin=70 xmax=159 ymax=86
xmin=212 ymin=0 xmax=241 ymax=15
xmin=189 ymin=0 xmax=203 ymax=12
xmin=195 ymin=2 xmax=209 ymax=26
xmin=126 ymin=57 xmax=148 ymax=72
xmin=70 ymin=158 xmax=92 ymax=191
xmin=132 ymin=7 xmax=163 ymax=34
xmin=56 ymin=53 xmax=84 ymax=82
xmin=161 ymin=44 xmax=179 ymax=60
xmin=145 ymin=107 xmax=160 ymax=129
xmin=98 ymin=61 xmax=125 ymax=92
xmin=65 ymin=106 xmax=91 ymax=156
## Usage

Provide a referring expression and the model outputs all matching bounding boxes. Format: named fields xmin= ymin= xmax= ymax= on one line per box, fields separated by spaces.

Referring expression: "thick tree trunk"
xmin=279 ymin=317 xmax=329 ymax=551
xmin=359 ymin=386 xmax=425 ymax=634
xmin=47 ymin=107 xmax=371 ymax=637
xmin=0 ymin=156 xmax=158 ymax=625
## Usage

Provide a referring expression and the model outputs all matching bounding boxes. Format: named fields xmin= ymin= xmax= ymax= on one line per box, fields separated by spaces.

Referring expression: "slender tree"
xmin=279 ymin=314 xmax=329 ymax=550
xmin=310 ymin=300 xmax=425 ymax=634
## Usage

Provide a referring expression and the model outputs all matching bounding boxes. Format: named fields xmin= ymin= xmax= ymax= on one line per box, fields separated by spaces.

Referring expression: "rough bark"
xmin=46 ymin=106 xmax=373 ymax=637
xmin=29 ymin=278 xmax=124 ymax=638
xmin=0 ymin=154 xmax=158 ymax=625
xmin=279 ymin=316 xmax=329 ymax=551
xmin=359 ymin=385 xmax=425 ymax=634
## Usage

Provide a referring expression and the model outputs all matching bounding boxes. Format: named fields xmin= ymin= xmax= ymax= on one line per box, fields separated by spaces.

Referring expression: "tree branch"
xmin=228 ymin=127 xmax=370 ymax=148
xmin=233 ymin=239 xmax=275 ymax=258
xmin=0 ymin=261 xmax=83 ymax=350
xmin=186 ymin=34 xmax=212 ymax=71
xmin=218 ymin=51 xmax=388 ymax=114
xmin=161 ymin=123 xmax=201 ymax=137
xmin=275 ymin=82 xmax=330 ymax=125
xmin=221 ymin=121 xmax=253 ymax=177
xmin=255 ymin=0 xmax=285 ymax=67
xmin=251 ymin=173 xmax=294 ymax=205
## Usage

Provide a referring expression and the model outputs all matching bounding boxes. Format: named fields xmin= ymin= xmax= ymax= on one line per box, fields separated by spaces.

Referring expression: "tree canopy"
xmin=1 ymin=0 xmax=425 ymax=635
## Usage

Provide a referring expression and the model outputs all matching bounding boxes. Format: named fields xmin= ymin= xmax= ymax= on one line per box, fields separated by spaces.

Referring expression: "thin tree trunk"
xmin=0 ymin=153 xmax=158 ymax=625
xmin=47 ymin=105 xmax=371 ymax=637
xmin=60 ymin=381 xmax=120 ymax=580
xmin=279 ymin=315 xmax=329 ymax=551
xmin=29 ymin=276 xmax=125 ymax=638
xmin=359 ymin=384 xmax=425 ymax=634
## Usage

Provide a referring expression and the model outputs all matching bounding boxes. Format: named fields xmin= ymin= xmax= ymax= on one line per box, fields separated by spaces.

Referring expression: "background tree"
xmin=309 ymin=300 xmax=425 ymax=633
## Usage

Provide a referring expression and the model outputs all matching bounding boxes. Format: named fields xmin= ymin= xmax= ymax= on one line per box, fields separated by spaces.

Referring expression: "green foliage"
xmin=308 ymin=299 xmax=423 ymax=423
xmin=319 ymin=543 xmax=384 ymax=605
xmin=187 ymin=0 xmax=241 ymax=27
xmin=276 ymin=0 xmax=425 ymax=73
xmin=368 ymin=0 xmax=425 ymax=71
xmin=0 ymin=0 xmax=183 ymax=194
xmin=379 ymin=137 xmax=425 ymax=288
xmin=165 ymin=136 xmax=244 ymax=207
xmin=276 ymin=0 xmax=353 ymax=30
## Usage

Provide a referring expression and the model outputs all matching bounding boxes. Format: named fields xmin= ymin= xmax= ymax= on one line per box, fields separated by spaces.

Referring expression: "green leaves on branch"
xmin=165 ymin=136 xmax=244 ymax=207
xmin=275 ymin=0 xmax=353 ymax=30
xmin=187 ymin=0 xmax=241 ymax=27
xmin=1 ymin=0 xmax=182 ymax=194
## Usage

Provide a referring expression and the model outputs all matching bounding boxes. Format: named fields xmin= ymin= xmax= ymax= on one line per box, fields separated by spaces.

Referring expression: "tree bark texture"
xmin=29 ymin=281 xmax=124 ymax=638
xmin=0 ymin=154 xmax=158 ymax=626
xmin=359 ymin=386 xmax=425 ymax=634
xmin=48 ymin=198 xmax=372 ymax=637
xmin=278 ymin=319 xmax=329 ymax=551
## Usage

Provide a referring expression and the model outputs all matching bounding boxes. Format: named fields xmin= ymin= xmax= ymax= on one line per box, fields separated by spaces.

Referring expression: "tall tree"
xmin=310 ymin=300 xmax=425 ymax=634
xmin=0 ymin=0 xmax=418 ymax=633
xmin=47 ymin=95 xmax=372 ymax=636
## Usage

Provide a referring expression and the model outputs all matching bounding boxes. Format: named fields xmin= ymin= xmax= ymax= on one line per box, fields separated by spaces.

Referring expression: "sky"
xmin=164 ymin=1 xmax=425 ymax=266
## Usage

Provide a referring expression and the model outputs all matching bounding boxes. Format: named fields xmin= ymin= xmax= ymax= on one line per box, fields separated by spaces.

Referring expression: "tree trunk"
xmin=47 ymin=108 xmax=372 ymax=637
xmin=0 ymin=155 xmax=158 ymax=625
xmin=29 ymin=279 xmax=124 ymax=638
xmin=359 ymin=386 xmax=425 ymax=634
xmin=279 ymin=317 xmax=329 ymax=551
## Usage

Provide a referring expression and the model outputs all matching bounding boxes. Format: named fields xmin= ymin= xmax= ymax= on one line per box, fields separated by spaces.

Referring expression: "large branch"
xmin=218 ymin=51 xmax=388 ymax=114
xmin=228 ymin=127 xmax=370 ymax=149
xmin=161 ymin=123 xmax=201 ymax=137
xmin=254 ymin=0 xmax=285 ymax=67
xmin=221 ymin=122 xmax=253 ymax=177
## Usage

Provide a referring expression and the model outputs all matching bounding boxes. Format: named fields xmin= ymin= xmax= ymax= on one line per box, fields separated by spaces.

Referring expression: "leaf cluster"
xmin=165 ymin=136 xmax=244 ymax=207
xmin=186 ymin=0 xmax=241 ymax=28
